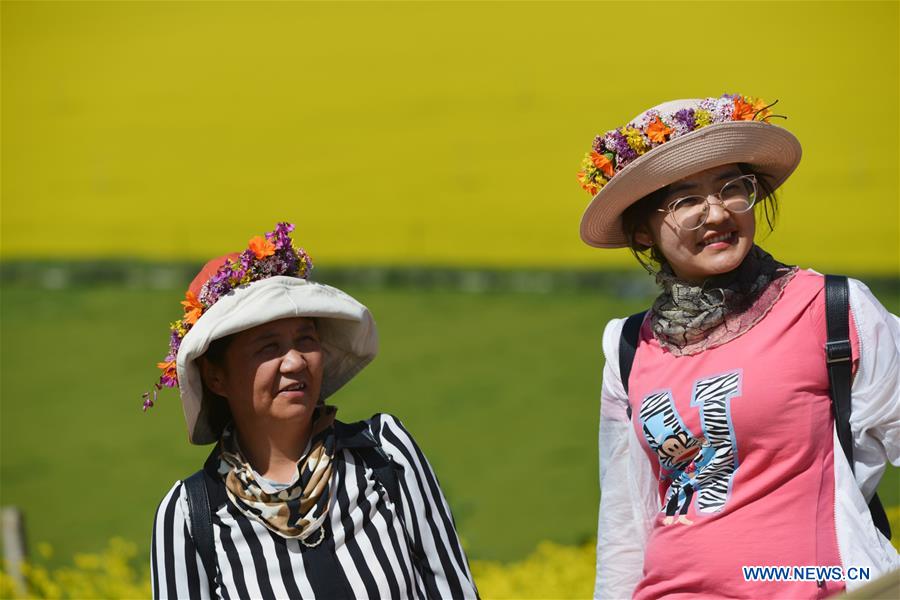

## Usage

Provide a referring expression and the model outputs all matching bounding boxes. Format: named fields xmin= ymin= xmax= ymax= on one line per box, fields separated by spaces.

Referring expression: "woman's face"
xmin=635 ymin=164 xmax=756 ymax=282
xmin=202 ymin=316 xmax=324 ymax=430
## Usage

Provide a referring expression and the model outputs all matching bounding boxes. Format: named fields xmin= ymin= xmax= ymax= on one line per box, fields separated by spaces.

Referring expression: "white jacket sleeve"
xmin=594 ymin=318 xmax=657 ymax=600
xmin=848 ymin=278 xmax=900 ymax=499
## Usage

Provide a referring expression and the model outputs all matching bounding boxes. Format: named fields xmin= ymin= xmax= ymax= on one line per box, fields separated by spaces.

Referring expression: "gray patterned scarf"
xmin=650 ymin=245 xmax=798 ymax=356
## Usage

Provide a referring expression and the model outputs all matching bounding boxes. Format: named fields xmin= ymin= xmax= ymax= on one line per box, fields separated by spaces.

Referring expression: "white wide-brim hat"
xmin=176 ymin=276 xmax=378 ymax=444
xmin=579 ymin=98 xmax=802 ymax=248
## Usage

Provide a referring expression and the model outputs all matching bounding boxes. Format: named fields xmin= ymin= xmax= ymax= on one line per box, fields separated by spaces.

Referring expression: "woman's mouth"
xmin=700 ymin=231 xmax=737 ymax=249
xmin=280 ymin=382 xmax=307 ymax=393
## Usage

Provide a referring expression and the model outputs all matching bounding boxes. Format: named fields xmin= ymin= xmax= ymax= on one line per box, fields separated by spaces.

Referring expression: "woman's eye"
xmin=673 ymin=196 xmax=705 ymax=210
xmin=722 ymin=183 xmax=748 ymax=199
xmin=259 ymin=342 xmax=279 ymax=354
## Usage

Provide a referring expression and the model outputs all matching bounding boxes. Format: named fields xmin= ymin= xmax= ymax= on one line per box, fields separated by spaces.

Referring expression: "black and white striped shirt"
xmin=151 ymin=414 xmax=478 ymax=599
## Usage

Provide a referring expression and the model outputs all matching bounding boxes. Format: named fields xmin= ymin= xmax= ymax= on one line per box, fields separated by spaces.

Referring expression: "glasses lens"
xmin=721 ymin=176 xmax=756 ymax=213
xmin=670 ymin=196 xmax=708 ymax=230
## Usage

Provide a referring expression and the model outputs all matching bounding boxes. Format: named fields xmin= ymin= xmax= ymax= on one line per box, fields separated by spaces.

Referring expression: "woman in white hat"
xmin=579 ymin=96 xmax=899 ymax=599
xmin=148 ymin=223 xmax=478 ymax=599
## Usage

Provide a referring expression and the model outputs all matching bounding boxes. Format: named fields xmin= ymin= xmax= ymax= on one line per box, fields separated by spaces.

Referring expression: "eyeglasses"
xmin=657 ymin=174 xmax=758 ymax=230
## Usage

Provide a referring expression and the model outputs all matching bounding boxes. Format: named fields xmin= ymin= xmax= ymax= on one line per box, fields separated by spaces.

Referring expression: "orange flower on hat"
xmin=576 ymin=171 xmax=601 ymax=195
xmin=249 ymin=235 xmax=276 ymax=259
xmin=646 ymin=116 xmax=674 ymax=143
xmin=180 ymin=291 xmax=204 ymax=325
xmin=156 ymin=359 xmax=178 ymax=388
xmin=157 ymin=359 xmax=177 ymax=378
xmin=590 ymin=152 xmax=615 ymax=178
xmin=732 ymin=96 xmax=756 ymax=121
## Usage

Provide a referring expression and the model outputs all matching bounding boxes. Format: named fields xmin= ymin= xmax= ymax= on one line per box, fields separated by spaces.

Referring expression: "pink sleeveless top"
xmin=628 ymin=270 xmax=858 ymax=599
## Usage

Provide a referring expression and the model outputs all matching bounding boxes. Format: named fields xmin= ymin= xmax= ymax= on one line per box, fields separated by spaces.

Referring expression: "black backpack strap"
xmin=619 ymin=311 xmax=647 ymax=419
xmin=825 ymin=275 xmax=854 ymax=464
xmin=334 ymin=419 xmax=405 ymax=507
xmin=183 ymin=448 xmax=227 ymax=594
xmin=358 ymin=444 xmax=404 ymax=507
xmin=184 ymin=470 xmax=217 ymax=593
xmin=824 ymin=275 xmax=891 ymax=540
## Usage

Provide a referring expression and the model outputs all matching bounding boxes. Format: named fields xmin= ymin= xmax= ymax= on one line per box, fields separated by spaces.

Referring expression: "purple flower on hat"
xmin=297 ymin=248 xmax=313 ymax=275
xmin=205 ymin=268 xmax=233 ymax=304
xmin=267 ymin=222 xmax=296 ymax=251
xmin=591 ymin=135 xmax=607 ymax=154
xmin=240 ymin=249 xmax=255 ymax=270
xmin=159 ymin=370 xmax=178 ymax=388
xmin=280 ymin=248 xmax=300 ymax=274
xmin=169 ymin=329 xmax=182 ymax=355
xmin=604 ymin=130 xmax=638 ymax=168
xmin=672 ymin=108 xmax=696 ymax=137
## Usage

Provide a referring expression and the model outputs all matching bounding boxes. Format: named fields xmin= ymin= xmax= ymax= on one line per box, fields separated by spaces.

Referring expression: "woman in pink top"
xmin=576 ymin=95 xmax=899 ymax=599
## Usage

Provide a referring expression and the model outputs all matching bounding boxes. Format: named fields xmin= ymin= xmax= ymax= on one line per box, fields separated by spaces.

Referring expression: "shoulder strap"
xmin=184 ymin=470 xmax=217 ymax=588
xmin=183 ymin=448 xmax=227 ymax=592
xmin=824 ymin=275 xmax=854 ymax=465
xmin=824 ymin=275 xmax=891 ymax=540
xmin=619 ymin=311 xmax=647 ymax=419
xmin=334 ymin=419 xmax=405 ymax=507
xmin=355 ymin=445 xmax=403 ymax=509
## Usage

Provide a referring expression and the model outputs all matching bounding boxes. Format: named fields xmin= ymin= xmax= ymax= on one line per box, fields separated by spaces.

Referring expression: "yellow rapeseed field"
xmin=2 ymin=1 xmax=898 ymax=273
xmin=4 ymin=525 xmax=900 ymax=600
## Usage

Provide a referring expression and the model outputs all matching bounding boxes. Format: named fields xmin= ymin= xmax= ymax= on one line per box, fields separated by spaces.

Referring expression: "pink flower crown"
xmin=143 ymin=222 xmax=313 ymax=411
xmin=576 ymin=94 xmax=781 ymax=196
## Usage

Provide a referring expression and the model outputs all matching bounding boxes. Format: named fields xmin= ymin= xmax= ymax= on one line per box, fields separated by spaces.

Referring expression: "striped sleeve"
xmin=374 ymin=414 xmax=479 ymax=599
xmin=150 ymin=481 xmax=211 ymax=600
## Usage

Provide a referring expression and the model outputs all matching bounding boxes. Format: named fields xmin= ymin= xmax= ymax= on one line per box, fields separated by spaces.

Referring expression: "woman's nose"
xmin=280 ymin=348 xmax=308 ymax=372
xmin=705 ymin=195 xmax=731 ymax=224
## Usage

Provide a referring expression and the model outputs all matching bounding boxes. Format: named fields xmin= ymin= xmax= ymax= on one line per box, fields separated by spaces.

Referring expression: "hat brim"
xmin=579 ymin=121 xmax=802 ymax=248
xmin=176 ymin=276 xmax=378 ymax=444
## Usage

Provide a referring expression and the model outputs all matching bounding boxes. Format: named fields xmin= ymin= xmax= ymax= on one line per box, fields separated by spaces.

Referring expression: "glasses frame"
xmin=656 ymin=174 xmax=758 ymax=231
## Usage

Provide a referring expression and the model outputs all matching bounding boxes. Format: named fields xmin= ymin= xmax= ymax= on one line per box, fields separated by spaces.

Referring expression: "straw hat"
xmin=146 ymin=223 xmax=378 ymax=444
xmin=577 ymin=95 xmax=802 ymax=248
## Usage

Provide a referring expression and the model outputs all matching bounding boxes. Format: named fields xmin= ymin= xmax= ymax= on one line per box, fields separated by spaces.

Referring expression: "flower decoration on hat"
xmin=576 ymin=94 xmax=778 ymax=195
xmin=142 ymin=222 xmax=313 ymax=411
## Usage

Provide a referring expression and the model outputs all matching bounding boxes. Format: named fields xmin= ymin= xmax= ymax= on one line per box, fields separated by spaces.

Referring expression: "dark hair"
xmin=204 ymin=334 xmax=233 ymax=367
xmin=199 ymin=334 xmax=235 ymax=436
xmin=620 ymin=163 xmax=779 ymax=272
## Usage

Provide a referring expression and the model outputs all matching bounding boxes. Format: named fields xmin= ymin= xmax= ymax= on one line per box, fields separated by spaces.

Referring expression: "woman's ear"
xmin=198 ymin=357 xmax=228 ymax=398
xmin=634 ymin=227 xmax=654 ymax=248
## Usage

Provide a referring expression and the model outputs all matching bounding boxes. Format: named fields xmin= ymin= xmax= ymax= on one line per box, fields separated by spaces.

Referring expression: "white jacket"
xmin=594 ymin=277 xmax=900 ymax=599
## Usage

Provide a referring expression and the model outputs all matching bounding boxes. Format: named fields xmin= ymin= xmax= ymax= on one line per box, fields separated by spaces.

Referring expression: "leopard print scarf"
xmin=217 ymin=405 xmax=337 ymax=545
